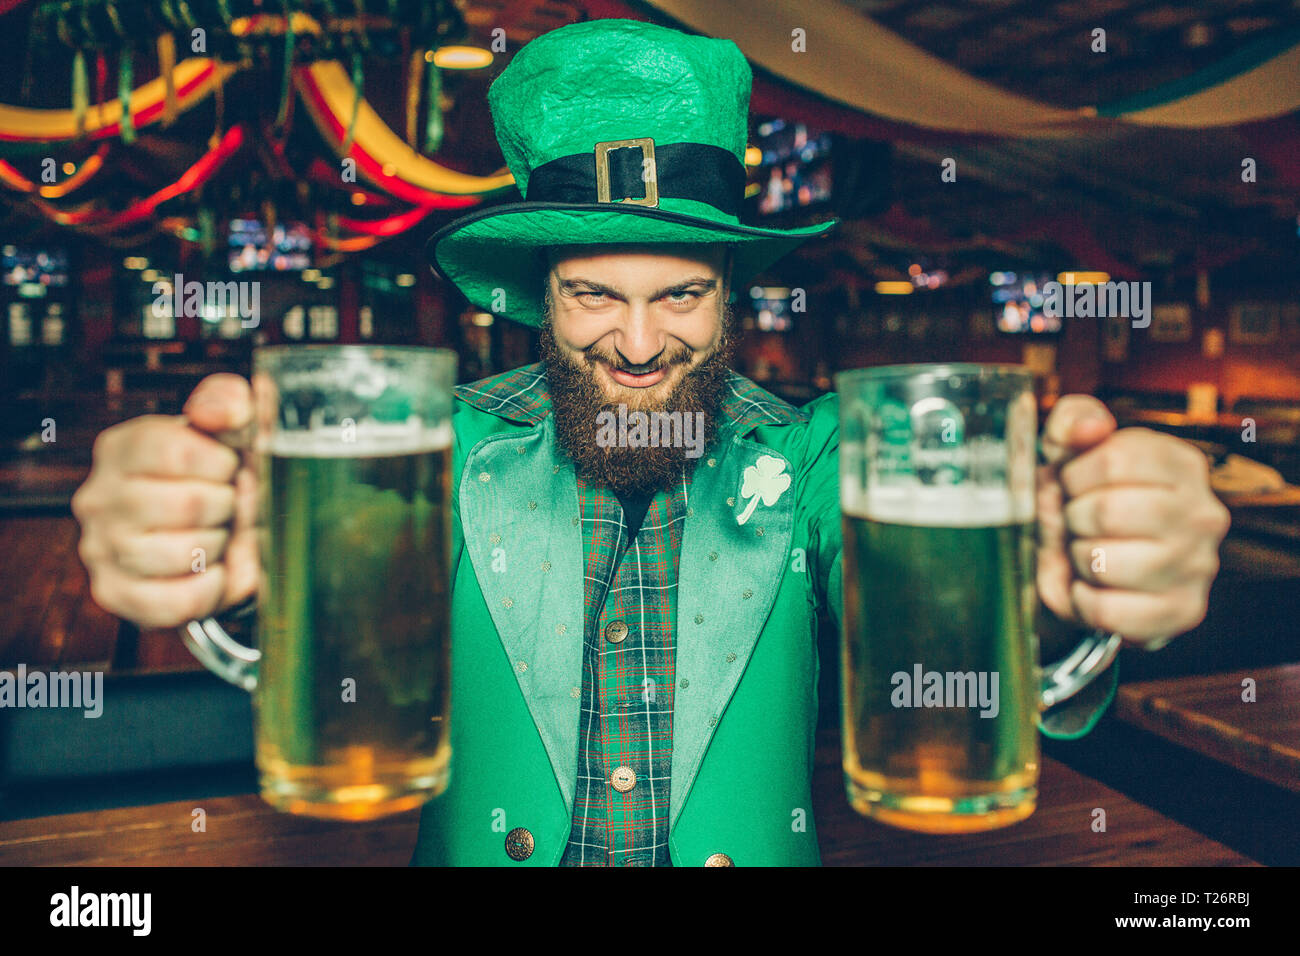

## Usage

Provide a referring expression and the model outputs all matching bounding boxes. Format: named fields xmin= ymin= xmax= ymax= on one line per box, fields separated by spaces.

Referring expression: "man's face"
xmin=544 ymin=243 xmax=731 ymax=404
xmin=539 ymin=242 xmax=736 ymax=494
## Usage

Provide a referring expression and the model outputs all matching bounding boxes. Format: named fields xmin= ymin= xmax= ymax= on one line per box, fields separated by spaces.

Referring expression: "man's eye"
xmin=666 ymin=291 xmax=701 ymax=303
xmin=577 ymin=292 xmax=607 ymax=303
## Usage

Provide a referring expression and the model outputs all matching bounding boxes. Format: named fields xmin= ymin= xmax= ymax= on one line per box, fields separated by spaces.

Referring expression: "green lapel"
xmin=670 ymin=426 xmax=796 ymax=827
xmin=457 ymin=417 xmax=585 ymax=813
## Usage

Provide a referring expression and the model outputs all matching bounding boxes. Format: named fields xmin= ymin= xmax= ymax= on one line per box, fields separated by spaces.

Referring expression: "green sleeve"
xmin=796 ymin=392 xmax=843 ymax=630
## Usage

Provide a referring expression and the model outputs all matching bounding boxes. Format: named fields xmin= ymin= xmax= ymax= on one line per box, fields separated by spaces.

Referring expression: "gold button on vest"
xmin=504 ymin=827 xmax=535 ymax=861
xmin=704 ymin=852 xmax=734 ymax=867
xmin=604 ymin=619 xmax=629 ymax=644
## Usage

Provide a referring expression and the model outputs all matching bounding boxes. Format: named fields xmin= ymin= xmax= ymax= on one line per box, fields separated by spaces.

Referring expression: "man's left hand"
xmin=1036 ymin=395 xmax=1231 ymax=648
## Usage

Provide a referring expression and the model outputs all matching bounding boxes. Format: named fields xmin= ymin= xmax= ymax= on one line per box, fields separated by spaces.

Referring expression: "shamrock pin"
xmin=737 ymin=454 xmax=791 ymax=525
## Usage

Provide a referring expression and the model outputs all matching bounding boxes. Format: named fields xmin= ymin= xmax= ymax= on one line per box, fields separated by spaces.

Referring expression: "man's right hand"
xmin=72 ymin=374 xmax=259 ymax=629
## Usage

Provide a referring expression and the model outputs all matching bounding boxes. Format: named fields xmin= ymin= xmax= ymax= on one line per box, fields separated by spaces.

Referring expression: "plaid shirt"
xmin=557 ymin=469 xmax=691 ymax=866
xmin=457 ymin=363 xmax=801 ymax=866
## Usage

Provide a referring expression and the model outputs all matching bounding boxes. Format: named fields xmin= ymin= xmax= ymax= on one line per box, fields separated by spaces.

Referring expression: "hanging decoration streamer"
xmin=117 ymin=50 xmax=134 ymax=144
xmin=198 ymin=206 xmax=216 ymax=256
xmin=157 ymin=33 xmax=179 ymax=126
xmin=424 ymin=58 xmax=442 ymax=154
xmin=209 ymin=62 xmax=225 ymax=150
xmin=343 ymin=50 xmax=363 ymax=154
xmin=71 ymin=51 xmax=88 ymax=136
xmin=276 ymin=4 xmax=296 ymax=130
xmin=30 ymin=125 xmax=243 ymax=231
xmin=0 ymin=143 xmax=109 ymax=197
xmin=641 ymin=0 xmax=1300 ymax=134
xmin=294 ymin=61 xmax=513 ymax=203
xmin=94 ymin=52 xmax=107 ymax=128
xmin=406 ymin=49 xmax=424 ymax=149
xmin=0 ymin=58 xmax=233 ymax=145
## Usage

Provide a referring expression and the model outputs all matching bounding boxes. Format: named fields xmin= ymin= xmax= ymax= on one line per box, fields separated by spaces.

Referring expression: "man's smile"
xmin=601 ymin=361 xmax=670 ymax=389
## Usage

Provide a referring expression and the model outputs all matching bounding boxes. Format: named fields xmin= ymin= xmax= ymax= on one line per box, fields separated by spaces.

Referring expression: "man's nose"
xmin=611 ymin=307 xmax=666 ymax=368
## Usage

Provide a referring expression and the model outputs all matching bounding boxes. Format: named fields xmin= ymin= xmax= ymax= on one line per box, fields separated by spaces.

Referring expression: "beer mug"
xmin=182 ymin=345 xmax=456 ymax=820
xmin=837 ymin=363 xmax=1120 ymax=833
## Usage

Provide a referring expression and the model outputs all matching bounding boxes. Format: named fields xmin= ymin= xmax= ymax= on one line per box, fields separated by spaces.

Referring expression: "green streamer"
xmin=342 ymin=50 xmax=363 ymax=154
xmin=198 ymin=207 xmax=215 ymax=258
xmin=175 ymin=0 xmax=198 ymax=29
xmin=424 ymin=62 xmax=443 ymax=154
xmin=159 ymin=0 xmax=181 ymax=30
xmin=72 ymin=51 xmax=89 ymax=137
xmin=118 ymin=50 xmax=135 ymax=145
xmin=354 ymin=0 xmax=370 ymax=52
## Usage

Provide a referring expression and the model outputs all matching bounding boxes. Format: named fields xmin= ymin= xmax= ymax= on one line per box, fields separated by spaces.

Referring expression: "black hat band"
xmin=525 ymin=140 xmax=747 ymax=218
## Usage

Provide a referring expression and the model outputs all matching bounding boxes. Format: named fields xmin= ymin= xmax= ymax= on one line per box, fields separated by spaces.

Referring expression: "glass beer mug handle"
xmin=1038 ymin=630 xmax=1123 ymax=710
xmin=180 ymin=616 xmax=261 ymax=692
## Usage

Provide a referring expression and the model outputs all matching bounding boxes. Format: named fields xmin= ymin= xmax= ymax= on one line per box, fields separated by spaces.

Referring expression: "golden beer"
xmin=258 ymin=428 xmax=453 ymax=820
xmin=841 ymin=509 xmax=1039 ymax=833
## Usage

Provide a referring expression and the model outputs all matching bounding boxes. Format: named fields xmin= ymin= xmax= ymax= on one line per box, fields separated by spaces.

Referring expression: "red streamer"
xmin=32 ymin=125 xmax=244 ymax=231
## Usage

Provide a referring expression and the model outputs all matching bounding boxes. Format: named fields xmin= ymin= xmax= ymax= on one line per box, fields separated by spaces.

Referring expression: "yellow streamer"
xmin=0 ymin=59 xmax=235 ymax=142
xmin=157 ymin=33 xmax=178 ymax=126
xmin=299 ymin=61 xmax=513 ymax=195
xmin=406 ymin=50 xmax=424 ymax=149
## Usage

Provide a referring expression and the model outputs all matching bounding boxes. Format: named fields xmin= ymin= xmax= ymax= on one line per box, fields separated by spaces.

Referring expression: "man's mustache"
xmin=580 ymin=344 xmax=694 ymax=375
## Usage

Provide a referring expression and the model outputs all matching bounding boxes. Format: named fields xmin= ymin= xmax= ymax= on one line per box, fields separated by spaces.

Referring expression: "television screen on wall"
xmin=991 ymin=271 xmax=1061 ymax=334
xmin=228 ymin=219 xmax=312 ymax=272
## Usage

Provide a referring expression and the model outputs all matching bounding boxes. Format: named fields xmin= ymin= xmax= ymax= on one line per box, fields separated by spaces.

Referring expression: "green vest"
xmin=410 ymin=371 xmax=1114 ymax=866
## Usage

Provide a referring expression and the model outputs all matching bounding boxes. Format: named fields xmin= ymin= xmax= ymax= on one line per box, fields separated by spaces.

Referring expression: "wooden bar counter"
xmin=1116 ymin=665 xmax=1300 ymax=794
xmin=0 ymin=726 xmax=1258 ymax=866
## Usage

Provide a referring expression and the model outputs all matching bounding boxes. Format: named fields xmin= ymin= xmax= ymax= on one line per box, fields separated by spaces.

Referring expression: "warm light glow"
xmin=317 ymin=277 xmax=335 ymax=290
xmin=908 ymin=263 xmax=922 ymax=276
xmin=472 ymin=312 xmax=494 ymax=327
xmin=381 ymin=163 xmax=397 ymax=177
xmin=875 ymin=281 xmax=914 ymax=295
xmin=61 ymin=162 xmax=75 ymax=175
xmin=395 ymin=274 xmax=416 ymax=287
xmin=350 ymin=191 xmax=367 ymax=206
xmin=141 ymin=269 xmax=160 ymax=281
xmin=302 ymin=268 xmax=322 ymax=281
xmin=123 ymin=257 xmax=148 ymax=270
xmin=1057 ymin=271 xmax=1110 ymax=285
xmin=432 ymin=46 xmax=493 ymax=69
xmin=744 ymin=146 xmax=762 ymax=166
xmin=744 ymin=182 xmax=760 ymax=198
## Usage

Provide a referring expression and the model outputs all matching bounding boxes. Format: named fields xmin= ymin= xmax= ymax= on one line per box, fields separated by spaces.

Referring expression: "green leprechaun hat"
xmin=424 ymin=18 xmax=840 ymax=328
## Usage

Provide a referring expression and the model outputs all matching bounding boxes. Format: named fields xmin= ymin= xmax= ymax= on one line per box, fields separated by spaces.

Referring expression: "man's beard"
xmin=540 ymin=293 xmax=735 ymax=496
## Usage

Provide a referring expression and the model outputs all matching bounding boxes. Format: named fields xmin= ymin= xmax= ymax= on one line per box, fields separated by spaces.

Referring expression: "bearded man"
xmin=72 ymin=18 xmax=1230 ymax=866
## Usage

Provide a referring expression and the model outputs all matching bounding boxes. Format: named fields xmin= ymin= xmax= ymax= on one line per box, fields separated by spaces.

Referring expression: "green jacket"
xmin=410 ymin=365 xmax=1116 ymax=866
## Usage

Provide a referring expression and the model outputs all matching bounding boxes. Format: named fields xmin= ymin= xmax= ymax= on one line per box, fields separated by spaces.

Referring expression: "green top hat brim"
xmin=425 ymin=200 xmax=839 ymax=328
